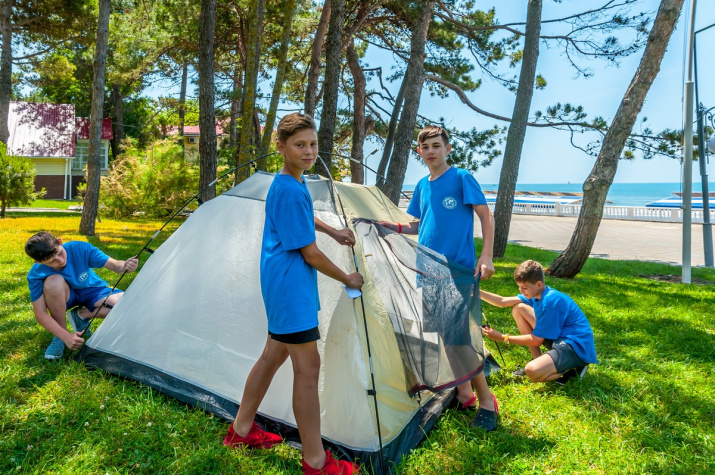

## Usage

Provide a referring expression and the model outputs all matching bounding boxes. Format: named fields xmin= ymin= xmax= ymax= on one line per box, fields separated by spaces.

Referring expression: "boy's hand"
xmin=345 ymin=272 xmax=364 ymax=290
xmin=63 ymin=331 xmax=87 ymax=351
xmin=377 ymin=220 xmax=397 ymax=232
xmin=331 ymin=228 xmax=355 ymax=246
xmin=481 ymin=325 xmax=503 ymax=342
xmin=124 ymin=256 xmax=139 ymax=273
xmin=476 ymin=256 xmax=495 ymax=279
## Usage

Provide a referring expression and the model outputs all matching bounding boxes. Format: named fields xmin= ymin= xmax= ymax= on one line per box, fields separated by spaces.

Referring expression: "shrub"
xmin=100 ymin=139 xmax=200 ymax=218
xmin=0 ymin=142 xmax=45 ymax=217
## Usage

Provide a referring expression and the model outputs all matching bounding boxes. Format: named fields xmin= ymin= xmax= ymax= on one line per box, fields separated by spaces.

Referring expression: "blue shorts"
xmin=67 ymin=287 xmax=123 ymax=310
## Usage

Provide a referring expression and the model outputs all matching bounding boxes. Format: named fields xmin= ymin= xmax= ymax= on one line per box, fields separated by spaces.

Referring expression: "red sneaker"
xmin=223 ymin=421 xmax=282 ymax=449
xmin=302 ymin=450 xmax=361 ymax=475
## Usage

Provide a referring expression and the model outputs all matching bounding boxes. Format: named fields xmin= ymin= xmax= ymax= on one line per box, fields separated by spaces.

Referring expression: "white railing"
xmin=484 ymin=202 xmax=715 ymax=224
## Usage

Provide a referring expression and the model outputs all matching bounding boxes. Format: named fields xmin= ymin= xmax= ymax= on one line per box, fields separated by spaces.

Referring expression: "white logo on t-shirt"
xmin=442 ymin=197 xmax=457 ymax=209
xmin=79 ymin=272 xmax=89 ymax=282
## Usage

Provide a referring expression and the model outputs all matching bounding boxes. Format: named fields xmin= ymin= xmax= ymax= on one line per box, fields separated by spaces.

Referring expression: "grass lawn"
xmin=22 ymin=199 xmax=79 ymax=210
xmin=1 ymin=213 xmax=714 ymax=474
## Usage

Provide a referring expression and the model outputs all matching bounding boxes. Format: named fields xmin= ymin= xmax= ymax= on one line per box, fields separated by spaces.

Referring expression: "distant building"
xmin=165 ymin=125 xmax=225 ymax=161
xmin=7 ymin=101 xmax=113 ymax=199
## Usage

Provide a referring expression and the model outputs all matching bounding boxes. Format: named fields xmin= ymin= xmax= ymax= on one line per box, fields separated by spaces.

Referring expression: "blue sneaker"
xmin=68 ymin=308 xmax=92 ymax=338
xmin=44 ymin=336 xmax=65 ymax=360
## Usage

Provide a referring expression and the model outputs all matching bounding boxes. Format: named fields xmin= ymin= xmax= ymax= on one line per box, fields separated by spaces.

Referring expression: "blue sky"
xmin=361 ymin=0 xmax=715 ymax=186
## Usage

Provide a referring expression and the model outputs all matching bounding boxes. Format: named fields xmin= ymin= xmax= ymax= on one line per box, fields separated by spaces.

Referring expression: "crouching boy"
xmin=480 ymin=260 xmax=597 ymax=384
xmin=25 ymin=232 xmax=139 ymax=359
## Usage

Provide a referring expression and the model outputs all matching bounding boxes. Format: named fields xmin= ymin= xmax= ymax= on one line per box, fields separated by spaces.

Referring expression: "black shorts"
xmin=544 ymin=339 xmax=587 ymax=374
xmin=269 ymin=327 xmax=320 ymax=344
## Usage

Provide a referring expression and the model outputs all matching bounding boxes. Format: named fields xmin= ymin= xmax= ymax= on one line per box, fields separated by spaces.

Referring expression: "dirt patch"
xmin=640 ymin=274 xmax=715 ymax=286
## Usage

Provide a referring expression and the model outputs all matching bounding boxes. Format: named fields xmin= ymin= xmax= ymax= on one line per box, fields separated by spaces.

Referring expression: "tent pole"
xmin=316 ymin=153 xmax=386 ymax=474
xmin=70 ymin=151 xmax=280 ymax=343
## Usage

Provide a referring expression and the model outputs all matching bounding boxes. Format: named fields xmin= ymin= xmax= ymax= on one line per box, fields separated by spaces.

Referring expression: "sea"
xmin=402 ymin=182 xmax=715 ymax=207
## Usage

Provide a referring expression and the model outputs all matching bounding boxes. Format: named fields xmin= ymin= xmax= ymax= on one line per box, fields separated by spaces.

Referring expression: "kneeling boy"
xmin=480 ymin=260 xmax=597 ymax=384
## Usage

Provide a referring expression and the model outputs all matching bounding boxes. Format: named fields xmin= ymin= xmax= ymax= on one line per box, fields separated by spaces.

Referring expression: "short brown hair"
xmin=25 ymin=232 xmax=61 ymax=261
xmin=417 ymin=125 xmax=450 ymax=146
xmin=276 ymin=113 xmax=316 ymax=143
xmin=514 ymin=260 xmax=545 ymax=284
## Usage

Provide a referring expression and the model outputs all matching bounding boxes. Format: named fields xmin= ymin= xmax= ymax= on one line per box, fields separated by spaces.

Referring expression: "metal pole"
xmin=682 ymin=0 xmax=697 ymax=284
xmin=694 ymin=27 xmax=714 ymax=267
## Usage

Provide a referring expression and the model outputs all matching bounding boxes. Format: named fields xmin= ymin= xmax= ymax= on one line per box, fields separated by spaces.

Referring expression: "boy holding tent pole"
xmin=223 ymin=113 xmax=362 ymax=475
xmin=25 ymin=231 xmax=138 ymax=360
xmin=379 ymin=125 xmax=499 ymax=432
xmin=480 ymin=260 xmax=597 ymax=384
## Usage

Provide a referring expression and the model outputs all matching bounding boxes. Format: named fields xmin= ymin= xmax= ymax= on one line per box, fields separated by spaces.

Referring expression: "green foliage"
xmin=99 ymin=139 xmax=200 ymax=218
xmin=0 ymin=143 xmax=45 ymax=217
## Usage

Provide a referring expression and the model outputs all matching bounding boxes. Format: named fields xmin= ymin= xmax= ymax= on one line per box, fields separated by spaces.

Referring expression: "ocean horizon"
xmin=401 ymin=182 xmax=715 ymax=207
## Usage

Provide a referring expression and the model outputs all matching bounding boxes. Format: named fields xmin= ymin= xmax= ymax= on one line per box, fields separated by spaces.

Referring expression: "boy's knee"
xmin=524 ymin=360 xmax=545 ymax=382
xmin=43 ymin=275 xmax=68 ymax=295
xmin=512 ymin=303 xmax=528 ymax=319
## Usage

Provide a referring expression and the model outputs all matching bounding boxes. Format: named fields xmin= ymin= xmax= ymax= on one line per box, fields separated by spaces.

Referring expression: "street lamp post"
xmin=682 ymin=0 xmax=697 ymax=284
xmin=693 ymin=20 xmax=715 ymax=268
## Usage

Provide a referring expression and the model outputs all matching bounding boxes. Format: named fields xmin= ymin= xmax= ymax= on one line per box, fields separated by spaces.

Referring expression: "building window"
xmin=72 ymin=140 xmax=109 ymax=170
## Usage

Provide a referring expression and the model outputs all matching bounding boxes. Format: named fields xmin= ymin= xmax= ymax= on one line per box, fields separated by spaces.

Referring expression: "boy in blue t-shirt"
xmin=379 ymin=125 xmax=498 ymax=432
xmin=222 ymin=113 xmax=362 ymax=475
xmin=481 ymin=260 xmax=597 ymax=384
xmin=25 ymin=232 xmax=139 ymax=359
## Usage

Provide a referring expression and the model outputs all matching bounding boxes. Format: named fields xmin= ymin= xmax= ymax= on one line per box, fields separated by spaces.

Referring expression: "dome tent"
xmin=78 ymin=171 xmax=495 ymax=473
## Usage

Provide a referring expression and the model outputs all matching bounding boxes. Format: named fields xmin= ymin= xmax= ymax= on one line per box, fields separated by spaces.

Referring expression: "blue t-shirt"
xmin=406 ymin=167 xmax=487 ymax=269
xmin=260 ymin=174 xmax=320 ymax=334
xmin=518 ymin=286 xmax=598 ymax=364
xmin=27 ymin=241 xmax=110 ymax=302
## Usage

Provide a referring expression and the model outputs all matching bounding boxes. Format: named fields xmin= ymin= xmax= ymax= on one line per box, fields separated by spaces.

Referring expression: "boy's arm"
xmin=473 ymin=204 xmax=494 ymax=279
xmin=482 ymin=326 xmax=544 ymax=347
xmin=480 ymin=289 xmax=522 ymax=308
xmin=377 ymin=220 xmax=419 ymax=235
xmin=299 ymin=242 xmax=363 ymax=289
xmin=103 ymin=256 xmax=139 ymax=274
xmin=31 ymin=297 xmax=87 ymax=350
xmin=314 ymin=217 xmax=355 ymax=246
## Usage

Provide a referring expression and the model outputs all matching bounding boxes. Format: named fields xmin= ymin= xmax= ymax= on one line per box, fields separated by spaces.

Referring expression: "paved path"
xmin=481 ymin=214 xmax=707 ymax=267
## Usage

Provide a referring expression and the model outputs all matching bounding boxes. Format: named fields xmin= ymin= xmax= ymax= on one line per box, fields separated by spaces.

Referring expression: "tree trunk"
xmin=229 ymin=64 xmax=240 ymax=150
xmin=304 ymin=0 xmax=331 ymax=117
xmin=236 ymin=0 xmax=265 ymax=182
xmin=376 ymin=78 xmax=406 ymax=187
xmin=0 ymin=0 xmax=13 ymax=145
xmin=346 ymin=40 xmax=365 ymax=184
xmin=493 ymin=0 xmax=542 ymax=257
xmin=548 ymin=0 xmax=684 ymax=277
xmin=381 ymin=0 xmax=435 ymax=204
xmin=179 ymin=62 xmax=188 ymax=139
xmin=79 ymin=0 xmax=110 ymax=236
xmin=198 ymin=0 xmax=217 ymax=203
xmin=315 ymin=0 xmax=345 ymax=177
xmin=260 ymin=0 xmax=297 ymax=158
xmin=110 ymin=84 xmax=124 ymax=159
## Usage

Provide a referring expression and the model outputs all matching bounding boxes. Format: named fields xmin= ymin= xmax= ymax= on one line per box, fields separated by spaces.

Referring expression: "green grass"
xmin=1 ymin=214 xmax=714 ymax=474
xmin=21 ymin=199 xmax=77 ymax=210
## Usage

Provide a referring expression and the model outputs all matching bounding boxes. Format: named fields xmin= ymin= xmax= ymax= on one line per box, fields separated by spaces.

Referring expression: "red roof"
xmin=75 ymin=117 xmax=114 ymax=140
xmin=7 ymin=101 xmax=113 ymax=158
xmin=8 ymin=102 xmax=76 ymax=158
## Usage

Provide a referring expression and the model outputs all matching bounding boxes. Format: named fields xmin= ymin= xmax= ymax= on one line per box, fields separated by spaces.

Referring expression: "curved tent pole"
xmin=73 ymin=152 xmax=279 ymax=337
xmin=315 ymin=153 xmax=386 ymax=474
